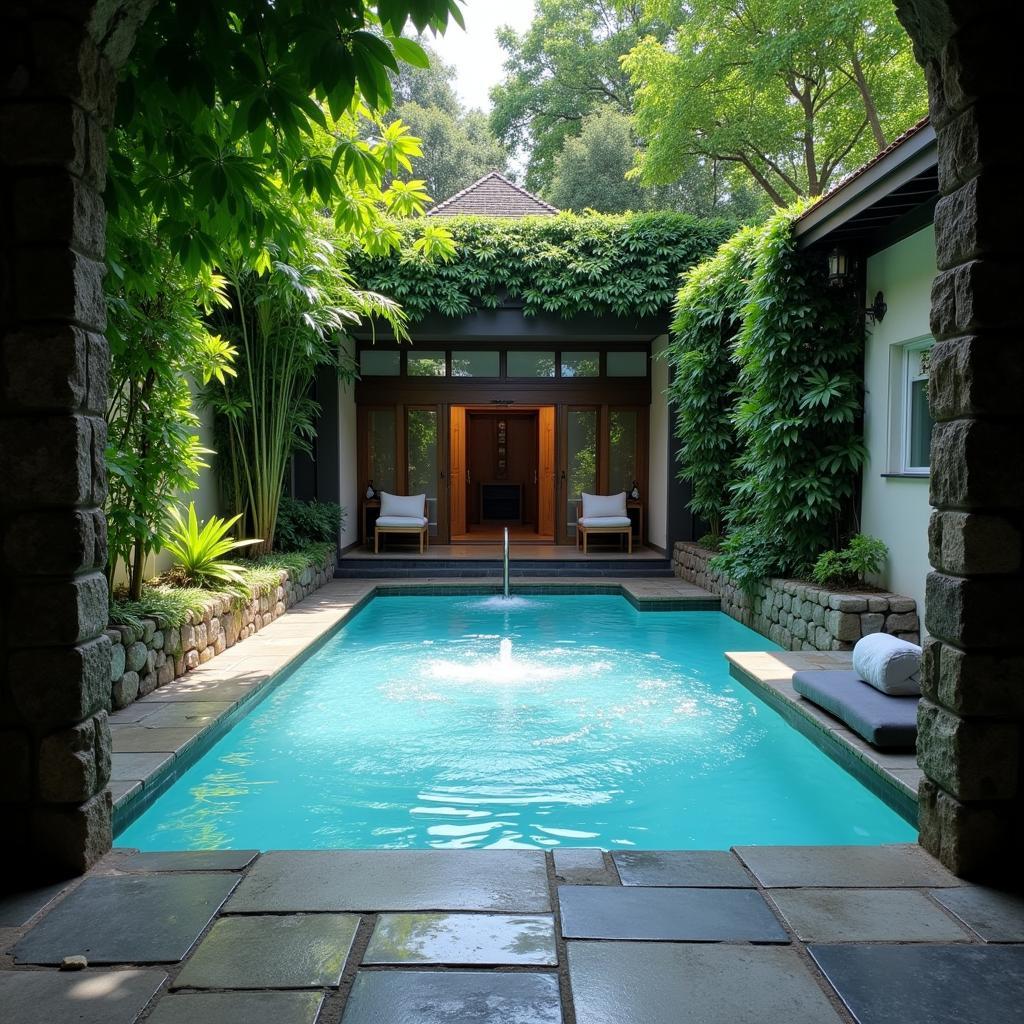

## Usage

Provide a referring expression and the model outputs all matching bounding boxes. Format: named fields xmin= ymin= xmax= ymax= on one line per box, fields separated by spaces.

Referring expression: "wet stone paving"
xmin=1 ymin=845 xmax=1024 ymax=1023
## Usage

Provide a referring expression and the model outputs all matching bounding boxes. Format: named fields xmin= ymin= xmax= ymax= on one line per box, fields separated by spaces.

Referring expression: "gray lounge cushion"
xmin=792 ymin=670 xmax=918 ymax=750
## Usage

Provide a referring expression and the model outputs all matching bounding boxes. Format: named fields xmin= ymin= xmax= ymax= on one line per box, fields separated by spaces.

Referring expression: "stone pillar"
xmin=897 ymin=0 xmax=1024 ymax=878
xmin=0 ymin=1 xmax=148 ymax=875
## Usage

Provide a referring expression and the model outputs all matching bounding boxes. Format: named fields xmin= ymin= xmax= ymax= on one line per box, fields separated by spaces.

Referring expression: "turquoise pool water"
xmin=117 ymin=595 xmax=915 ymax=851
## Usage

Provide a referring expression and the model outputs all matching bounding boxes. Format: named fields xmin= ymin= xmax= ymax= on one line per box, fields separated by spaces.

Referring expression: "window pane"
xmin=607 ymin=351 xmax=647 ymax=377
xmin=609 ymin=410 xmax=638 ymax=495
xmin=451 ymin=351 xmax=499 ymax=377
xmin=561 ymin=352 xmax=600 ymax=377
xmin=567 ymin=408 xmax=598 ymax=534
xmin=367 ymin=410 xmax=396 ymax=494
xmin=407 ymin=409 xmax=438 ymax=532
xmin=360 ymin=349 xmax=400 ymax=376
xmin=408 ymin=351 xmax=446 ymax=377
xmin=507 ymin=351 xmax=556 ymax=378
xmin=909 ymin=378 xmax=933 ymax=469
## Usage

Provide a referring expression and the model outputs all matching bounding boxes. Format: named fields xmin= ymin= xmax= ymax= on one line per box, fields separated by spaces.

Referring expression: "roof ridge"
xmin=428 ymin=171 xmax=559 ymax=217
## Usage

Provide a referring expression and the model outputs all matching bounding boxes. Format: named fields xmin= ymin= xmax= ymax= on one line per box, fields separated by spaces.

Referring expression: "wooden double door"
xmin=359 ymin=402 xmax=644 ymax=545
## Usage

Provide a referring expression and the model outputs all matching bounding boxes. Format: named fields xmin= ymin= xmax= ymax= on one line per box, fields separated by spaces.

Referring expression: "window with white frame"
xmin=898 ymin=340 xmax=934 ymax=474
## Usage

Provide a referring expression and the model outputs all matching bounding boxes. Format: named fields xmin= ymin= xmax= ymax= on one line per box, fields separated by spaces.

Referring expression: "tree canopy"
xmin=624 ymin=0 xmax=928 ymax=205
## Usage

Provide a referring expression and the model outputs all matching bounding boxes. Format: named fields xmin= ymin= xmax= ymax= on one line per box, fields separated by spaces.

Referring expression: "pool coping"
xmin=108 ymin=576 xmax=720 ymax=834
xmin=725 ymin=651 xmax=921 ymax=826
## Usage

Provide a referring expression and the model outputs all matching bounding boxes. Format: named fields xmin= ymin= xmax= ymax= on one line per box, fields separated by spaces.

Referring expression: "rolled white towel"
xmin=852 ymin=632 xmax=922 ymax=696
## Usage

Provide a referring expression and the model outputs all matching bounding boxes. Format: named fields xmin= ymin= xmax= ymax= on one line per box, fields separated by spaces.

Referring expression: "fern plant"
xmin=163 ymin=502 xmax=260 ymax=592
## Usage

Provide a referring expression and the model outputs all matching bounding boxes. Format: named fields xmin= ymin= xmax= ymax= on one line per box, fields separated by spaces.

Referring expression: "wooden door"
xmin=449 ymin=406 xmax=467 ymax=537
xmin=538 ymin=406 xmax=556 ymax=538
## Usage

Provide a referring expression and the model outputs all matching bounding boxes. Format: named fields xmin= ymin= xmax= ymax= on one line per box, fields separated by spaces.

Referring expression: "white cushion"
xmin=376 ymin=515 xmax=427 ymax=528
xmin=380 ymin=492 xmax=425 ymax=518
xmin=582 ymin=492 xmax=627 ymax=518
xmin=579 ymin=516 xmax=632 ymax=528
xmin=853 ymin=632 xmax=922 ymax=696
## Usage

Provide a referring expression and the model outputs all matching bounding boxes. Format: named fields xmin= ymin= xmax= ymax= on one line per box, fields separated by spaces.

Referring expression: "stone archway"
xmin=895 ymin=0 xmax=1023 ymax=879
xmin=1 ymin=0 xmax=153 ymax=874
xmin=1 ymin=0 xmax=1019 ymax=877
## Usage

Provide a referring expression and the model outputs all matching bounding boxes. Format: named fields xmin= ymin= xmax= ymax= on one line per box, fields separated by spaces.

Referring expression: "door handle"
xmin=466 ymin=469 xmax=471 ymax=484
xmin=533 ymin=470 xmax=537 ymax=485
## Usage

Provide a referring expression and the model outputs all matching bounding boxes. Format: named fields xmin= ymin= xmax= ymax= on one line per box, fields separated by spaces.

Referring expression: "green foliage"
xmin=347 ymin=212 xmax=733 ymax=321
xmin=109 ymin=544 xmax=334 ymax=628
xmin=667 ymin=225 xmax=759 ymax=537
xmin=104 ymin=241 xmax=237 ymax=600
xmin=206 ymin=231 xmax=417 ymax=555
xmin=696 ymin=532 xmax=723 ymax=552
xmin=624 ymin=0 xmax=929 ymax=205
xmin=811 ymin=534 xmax=888 ymax=587
xmin=163 ymin=502 xmax=261 ymax=591
xmin=275 ymin=498 xmax=346 ymax=551
xmin=109 ymin=1 xmax=464 ymax=277
xmin=395 ymin=102 xmax=508 ymax=205
xmin=669 ymin=205 xmax=867 ymax=589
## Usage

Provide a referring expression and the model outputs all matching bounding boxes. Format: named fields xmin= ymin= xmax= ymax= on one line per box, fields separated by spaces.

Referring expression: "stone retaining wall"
xmin=105 ymin=551 xmax=336 ymax=710
xmin=673 ymin=542 xmax=920 ymax=652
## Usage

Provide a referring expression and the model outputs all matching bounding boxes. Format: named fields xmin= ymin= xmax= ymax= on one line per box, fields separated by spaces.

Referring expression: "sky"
xmin=426 ymin=0 xmax=536 ymax=112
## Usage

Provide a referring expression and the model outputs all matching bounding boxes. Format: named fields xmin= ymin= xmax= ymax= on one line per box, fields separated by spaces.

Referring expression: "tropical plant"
xmin=274 ymin=498 xmax=346 ymax=551
xmin=347 ymin=211 xmax=733 ymax=321
xmin=104 ymin=235 xmax=237 ymax=600
xmin=666 ymin=224 xmax=758 ymax=539
xmin=811 ymin=534 xmax=888 ymax=587
xmin=163 ymin=503 xmax=261 ymax=591
xmin=624 ymin=0 xmax=928 ymax=205
xmin=207 ymin=232 xmax=414 ymax=556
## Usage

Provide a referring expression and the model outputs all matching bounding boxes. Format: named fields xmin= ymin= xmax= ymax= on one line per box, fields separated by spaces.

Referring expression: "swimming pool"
xmin=117 ymin=594 xmax=915 ymax=851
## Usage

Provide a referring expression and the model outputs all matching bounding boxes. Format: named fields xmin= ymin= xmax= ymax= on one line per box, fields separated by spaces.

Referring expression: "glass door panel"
xmin=367 ymin=409 xmax=397 ymax=494
xmin=566 ymin=407 xmax=598 ymax=540
xmin=407 ymin=407 xmax=440 ymax=536
xmin=608 ymin=409 xmax=639 ymax=495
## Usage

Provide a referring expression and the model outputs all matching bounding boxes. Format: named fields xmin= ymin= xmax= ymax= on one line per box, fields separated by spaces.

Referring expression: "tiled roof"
xmin=797 ymin=116 xmax=932 ymax=219
xmin=427 ymin=171 xmax=559 ymax=218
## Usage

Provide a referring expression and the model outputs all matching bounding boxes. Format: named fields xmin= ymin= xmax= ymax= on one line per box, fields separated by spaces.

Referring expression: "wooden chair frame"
xmin=575 ymin=499 xmax=632 ymax=554
xmin=374 ymin=496 xmax=429 ymax=554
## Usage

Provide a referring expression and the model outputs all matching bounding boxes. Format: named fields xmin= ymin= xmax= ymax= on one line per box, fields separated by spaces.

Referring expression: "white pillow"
xmin=380 ymin=492 xmax=425 ymax=518
xmin=853 ymin=632 xmax=922 ymax=696
xmin=581 ymin=492 xmax=627 ymax=518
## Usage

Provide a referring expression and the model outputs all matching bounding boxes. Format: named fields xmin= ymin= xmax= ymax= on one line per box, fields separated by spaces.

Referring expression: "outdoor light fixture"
xmin=827 ymin=246 xmax=850 ymax=286
xmin=865 ymin=291 xmax=888 ymax=323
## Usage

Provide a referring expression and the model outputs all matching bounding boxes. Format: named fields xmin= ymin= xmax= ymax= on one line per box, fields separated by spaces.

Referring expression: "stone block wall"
xmin=105 ymin=551 xmax=335 ymax=711
xmin=673 ymin=542 xmax=920 ymax=652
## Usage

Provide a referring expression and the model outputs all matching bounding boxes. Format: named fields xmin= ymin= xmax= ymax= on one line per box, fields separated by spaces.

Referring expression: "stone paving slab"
xmin=0 ymin=881 xmax=68 ymax=927
xmin=173 ymin=913 xmax=358 ymax=989
xmin=14 ymin=873 xmax=238 ymax=964
xmin=109 ymin=724 xmax=205 ymax=754
xmin=809 ymin=943 xmax=1024 ymax=1024
xmin=931 ymin=886 xmax=1024 ymax=942
xmin=552 ymin=849 xmax=616 ymax=884
xmin=127 ymin=701 xmax=234 ymax=728
xmin=735 ymin=844 xmax=959 ymax=888
xmin=0 ymin=969 xmax=167 ymax=1024
xmin=558 ymin=885 xmax=788 ymax=943
xmin=567 ymin=941 xmax=842 ymax=1024
xmin=613 ymin=850 xmax=753 ymax=888
xmin=227 ymin=850 xmax=550 ymax=912
xmin=769 ymin=888 xmax=972 ymax=942
xmin=364 ymin=912 xmax=557 ymax=965
xmin=341 ymin=970 xmax=562 ymax=1024
xmin=110 ymin=752 xmax=174 ymax=781
xmin=116 ymin=850 xmax=259 ymax=872
xmin=146 ymin=991 xmax=323 ymax=1024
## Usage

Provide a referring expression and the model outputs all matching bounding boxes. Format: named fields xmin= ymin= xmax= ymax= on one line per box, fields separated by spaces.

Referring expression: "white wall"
xmin=338 ymin=338 xmax=359 ymax=551
xmin=647 ymin=333 xmax=670 ymax=551
xmin=862 ymin=224 xmax=936 ymax=623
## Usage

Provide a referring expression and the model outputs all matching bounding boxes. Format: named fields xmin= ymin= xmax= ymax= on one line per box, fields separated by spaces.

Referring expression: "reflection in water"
xmin=117 ymin=596 xmax=917 ymax=852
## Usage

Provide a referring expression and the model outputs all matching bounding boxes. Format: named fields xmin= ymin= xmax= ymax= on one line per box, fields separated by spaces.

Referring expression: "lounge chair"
xmin=576 ymin=492 xmax=632 ymax=554
xmin=374 ymin=492 xmax=429 ymax=554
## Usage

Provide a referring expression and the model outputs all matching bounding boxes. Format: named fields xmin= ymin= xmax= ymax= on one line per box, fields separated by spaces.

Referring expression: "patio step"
xmin=335 ymin=556 xmax=675 ymax=580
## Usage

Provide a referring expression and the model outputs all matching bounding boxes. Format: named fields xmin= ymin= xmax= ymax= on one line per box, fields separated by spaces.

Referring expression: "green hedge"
xmin=668 ymin=205 xmax=866 ymax=589
xmin=347 ymin=212 xmax=734 ymax=321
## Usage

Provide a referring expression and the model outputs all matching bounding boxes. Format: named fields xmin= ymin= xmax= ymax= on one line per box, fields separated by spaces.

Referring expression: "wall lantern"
xmin=827 ymin=246 xmax=850 ymax=286
xmin=827 ymin=246 xmax=887 ymax=322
